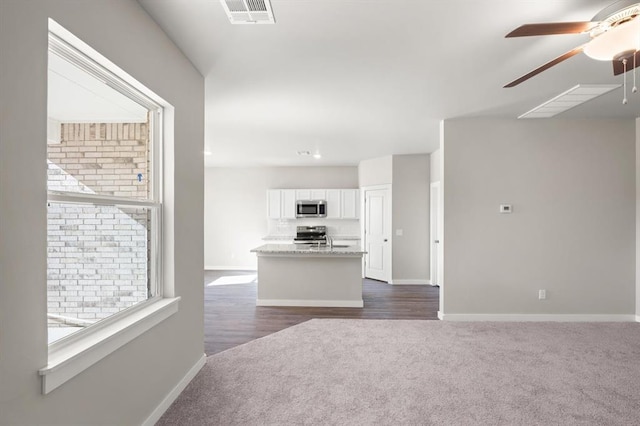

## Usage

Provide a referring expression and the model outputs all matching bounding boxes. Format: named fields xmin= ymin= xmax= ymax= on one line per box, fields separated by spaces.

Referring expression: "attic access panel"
xmin=220 ymin=0 xmax=275 ymax=24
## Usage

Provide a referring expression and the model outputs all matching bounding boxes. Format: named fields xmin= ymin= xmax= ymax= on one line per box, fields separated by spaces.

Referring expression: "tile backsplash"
xmin=267 ymin=218 xmax=360 ymax=238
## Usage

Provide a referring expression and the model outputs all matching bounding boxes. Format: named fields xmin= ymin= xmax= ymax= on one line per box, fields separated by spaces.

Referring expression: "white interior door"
xmin=430 ymin=182 xmax=442 ymax=286
xmin=365 ymin=188 xmax=390 ymax=282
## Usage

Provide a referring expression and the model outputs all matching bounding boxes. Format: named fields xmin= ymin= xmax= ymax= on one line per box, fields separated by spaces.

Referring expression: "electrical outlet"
xmin=500 ymin=204 xmax=513 ymax=214
xmin=538 ymin=289 xmax=546 ymax=300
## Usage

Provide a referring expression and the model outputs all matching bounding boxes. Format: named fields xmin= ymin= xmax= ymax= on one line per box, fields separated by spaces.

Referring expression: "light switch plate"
xmin=395 ymin=229 xmax=403 ymax=236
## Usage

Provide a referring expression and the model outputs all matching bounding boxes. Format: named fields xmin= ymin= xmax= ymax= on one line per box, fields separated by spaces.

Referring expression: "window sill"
xmin=39 ymin=297 xmax=180 ymax=394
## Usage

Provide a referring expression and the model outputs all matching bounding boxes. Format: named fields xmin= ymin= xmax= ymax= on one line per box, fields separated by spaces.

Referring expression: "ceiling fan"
xmin=505 ymin=0 xmax=640 ymax=88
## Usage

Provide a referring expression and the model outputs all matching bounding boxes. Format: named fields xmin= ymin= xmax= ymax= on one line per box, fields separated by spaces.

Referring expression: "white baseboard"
xmin=205 ymin=265 xmax=257 ymax=271
xmin=437 ymin=311 xmax=444 ymax=320
xmin=142 ymin=353 xmax=206 ymax=426
xmin=439 ymin=314 xmax=637 ymax=322
xmin=389 ymin=279 xmax=429 ymax=285
xmin=636 ymin=315 xmax=640 ymax=323
xmin=257 ymin=299 xmax=364 ymax=308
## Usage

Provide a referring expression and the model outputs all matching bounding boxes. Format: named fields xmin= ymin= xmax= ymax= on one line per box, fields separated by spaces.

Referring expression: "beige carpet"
xmin=158 ymin=319 xmax=640 ymax=425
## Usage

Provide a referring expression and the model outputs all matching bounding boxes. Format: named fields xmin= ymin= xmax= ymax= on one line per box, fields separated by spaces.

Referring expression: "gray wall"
xmin=358 ymin=156 xmax=392 ymax=186
xmin=359 ymin=154 xmax=431 ymax=282
xmin=637 ymin=118 xmax=640 ymax=319
xmin=442 ymin=118 xmax=635 ymax=315
xmin=0 ymin=1 xmax=204 ymax=424
xmin=204 ymin=166 xmax=358 ymax=269
xmin=430 ymin=148 xmax=441 ymax=183
xmin=391 ymin=155 xmax=430 ymax=281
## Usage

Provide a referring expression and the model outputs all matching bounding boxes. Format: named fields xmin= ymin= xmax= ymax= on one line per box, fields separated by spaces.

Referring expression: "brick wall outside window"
xmin=47 ymin=122 xmax=151 ymax=327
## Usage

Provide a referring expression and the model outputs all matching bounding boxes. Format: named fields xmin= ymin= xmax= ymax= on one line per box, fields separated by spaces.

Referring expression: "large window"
xmin=46 ymin=32 xmax=163 ymax=345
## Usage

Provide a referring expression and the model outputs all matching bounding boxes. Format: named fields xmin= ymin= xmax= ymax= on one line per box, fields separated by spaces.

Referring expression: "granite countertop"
xmin=251 ymin=244 xmax=366 ymax=256
xmin=262 ymin=235 xmax=361 ymax=240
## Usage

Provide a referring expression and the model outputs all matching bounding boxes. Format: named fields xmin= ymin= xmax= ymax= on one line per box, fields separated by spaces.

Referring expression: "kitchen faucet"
xmin=325 ymin=235 xmax=333 ymax=249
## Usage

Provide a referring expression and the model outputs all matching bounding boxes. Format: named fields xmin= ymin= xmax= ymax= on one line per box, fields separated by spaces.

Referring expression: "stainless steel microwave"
xmin=296 ymin=200 xmax=326 ymax=218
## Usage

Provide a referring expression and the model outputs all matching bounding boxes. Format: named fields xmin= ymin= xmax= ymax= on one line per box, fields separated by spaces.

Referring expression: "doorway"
xmin=430 ymin=181 xmax=442 ymax=287
xmin=363 ymin=186 xmax=391 ymax=282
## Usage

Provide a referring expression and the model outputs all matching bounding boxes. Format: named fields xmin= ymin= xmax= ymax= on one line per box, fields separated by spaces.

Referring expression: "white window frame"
xmin=39 ymin=19 xmax=179 ymax=395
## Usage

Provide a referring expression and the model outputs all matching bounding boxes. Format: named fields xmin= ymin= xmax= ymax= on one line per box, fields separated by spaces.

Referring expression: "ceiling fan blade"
xmin=506 ymin=22 xmax=596 ymax=37
xmin=612 ymin=51 xmax=640 ymax=75
xmin=504 ymin=44 xmax=586 ymax=88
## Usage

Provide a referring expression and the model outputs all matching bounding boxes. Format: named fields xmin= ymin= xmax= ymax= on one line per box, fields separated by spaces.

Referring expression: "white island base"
xmin=252 ymin=244 xmax=365 ymax=308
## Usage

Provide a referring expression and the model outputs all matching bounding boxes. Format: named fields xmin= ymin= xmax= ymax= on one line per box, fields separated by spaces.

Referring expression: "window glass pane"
xmin=47 ymin=52 xmax=151 ymax=200
xmin=47 ymin=202 xmax=152 ymax=343
xmin=47 ymin=41 xmax=161 ymax=347
xmin=46 ymin=122 xmax=151 ymax=199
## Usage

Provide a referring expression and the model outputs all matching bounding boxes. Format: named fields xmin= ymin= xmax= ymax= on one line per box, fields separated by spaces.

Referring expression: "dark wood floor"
xmin=204 ymin=270 xmax=440 ymax=355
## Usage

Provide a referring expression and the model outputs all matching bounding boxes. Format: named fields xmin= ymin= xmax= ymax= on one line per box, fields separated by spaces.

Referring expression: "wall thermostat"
xmin=499 ymin=204 xmax=513 ymax=214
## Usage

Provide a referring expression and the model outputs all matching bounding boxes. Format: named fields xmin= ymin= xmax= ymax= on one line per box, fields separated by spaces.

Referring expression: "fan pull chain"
xmin=623 ymin=58 xmax=628 ymax=105
xmin=636 ymin=18 xmax=640 ymax=94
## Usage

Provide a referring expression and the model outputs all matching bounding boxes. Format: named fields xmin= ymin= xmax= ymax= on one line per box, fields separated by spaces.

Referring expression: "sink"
xmin=305 ymin=244 xmax=351 ymax=251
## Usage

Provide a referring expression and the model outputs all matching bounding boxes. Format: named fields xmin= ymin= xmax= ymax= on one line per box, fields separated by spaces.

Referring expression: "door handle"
xmin=434 ymin=240 xmax=440 ymax=243
xmin=384 ymin=239 xmax=388 ymax=242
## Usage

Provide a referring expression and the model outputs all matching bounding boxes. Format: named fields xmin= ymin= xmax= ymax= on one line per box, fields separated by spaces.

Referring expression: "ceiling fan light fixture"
xmin=584 ymin=18 xmax=640 ymax=60
xmin=504 ymin=2 xmax=640 ymax=87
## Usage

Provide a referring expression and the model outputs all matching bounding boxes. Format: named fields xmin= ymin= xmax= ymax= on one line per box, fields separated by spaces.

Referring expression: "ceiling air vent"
xmin=518 ymin=84 xmax=621 ymax=118
xmin=220 ymin=0 xmax=275 ymax=24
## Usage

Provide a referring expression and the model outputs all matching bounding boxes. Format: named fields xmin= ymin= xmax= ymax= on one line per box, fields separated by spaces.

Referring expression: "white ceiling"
xmin=138 ymin=0 xmax=640 ymax=167
xmin=48 ymin=53 xmax=148 ymax=123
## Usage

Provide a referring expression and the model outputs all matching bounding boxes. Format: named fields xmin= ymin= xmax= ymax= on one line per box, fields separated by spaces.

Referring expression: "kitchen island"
xmin=250 ymin=244 xmax=366 ymax=308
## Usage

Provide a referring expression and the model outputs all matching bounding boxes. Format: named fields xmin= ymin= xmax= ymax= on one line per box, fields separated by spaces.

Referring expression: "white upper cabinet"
xmin=326 ymin=189 xmax=341 ymax=219
xmin=341 ymin=189 xmax=360 ymax=219
xmin=281 ymin=190 xmax=296 ymax=219
xmin=310 ymin=189 xmax=326 ymax=200
xmin=268 ymin=188 xmax=359 ymax=220
xmin=295 ymin=189 xmax=326 ymax=200
xmin=267 ymin=189 xmax=297 ymax=219
xmin=267 ymin=190 xmax=281 ymax=219
xmin=295 ymin=189 xmax=311 ymax=201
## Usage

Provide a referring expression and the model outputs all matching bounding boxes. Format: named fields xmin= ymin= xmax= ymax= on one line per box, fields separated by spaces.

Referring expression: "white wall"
xmin=204 ymin=166 xmax=358 ymax=269
xmin=392 ymin=155 xmax=430 ymax=282
xmin=430 ymin=148 xmax=441 ymax=183
xmin=442 ymin=118 xmax=635 ymax=317
xmin=359 ymin=155 xmax=392 ymax=186
xmin=0 ymin=1 xmax=204 ymax=424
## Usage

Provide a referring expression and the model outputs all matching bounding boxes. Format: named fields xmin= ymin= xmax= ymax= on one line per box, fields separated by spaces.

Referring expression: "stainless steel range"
xmin=294 ymin=225 xmax=327 ymax=244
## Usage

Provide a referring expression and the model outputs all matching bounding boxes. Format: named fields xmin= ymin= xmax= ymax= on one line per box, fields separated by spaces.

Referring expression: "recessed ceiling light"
xmin=313 ymin=153 xmax=322 ymax=159
xmin=519 ymin=84 xmax=621 ymax=119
